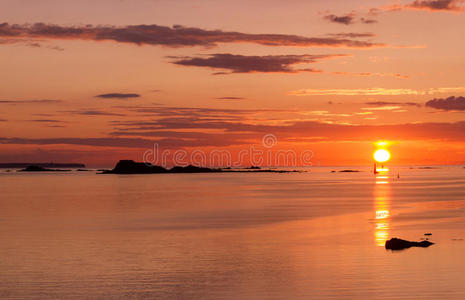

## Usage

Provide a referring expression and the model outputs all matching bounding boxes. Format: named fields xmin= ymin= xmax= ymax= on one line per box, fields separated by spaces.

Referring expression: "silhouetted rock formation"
xmin=339 ymin=169 xmax=360 ymax=173
xmin=102 ymin=160 xmax=301 ymax=174
xmin=385 ymin=238 xmax=434 ymax=250
xmin=103 ymin=160 xmax=168 ymax=174
xmin=20 ymin=165 xmax=70 ymax=172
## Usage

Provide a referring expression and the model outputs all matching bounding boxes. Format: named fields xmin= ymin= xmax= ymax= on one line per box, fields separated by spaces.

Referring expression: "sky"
xmin=1 ymin=0 xmax=465 ymax=167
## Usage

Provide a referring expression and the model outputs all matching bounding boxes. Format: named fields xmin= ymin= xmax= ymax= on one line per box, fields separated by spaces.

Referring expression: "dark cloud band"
xmin=0 ymin=22 xmax=385 ymax=48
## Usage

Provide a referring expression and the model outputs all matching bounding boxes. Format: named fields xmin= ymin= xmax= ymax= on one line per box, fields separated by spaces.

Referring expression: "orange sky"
xmin=1 ymin=0 xmax=465 ymax=167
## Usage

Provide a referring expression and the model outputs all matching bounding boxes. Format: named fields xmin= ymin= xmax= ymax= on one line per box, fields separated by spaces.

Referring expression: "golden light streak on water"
xmin=374 ymin=170 xmax=391 ymax=246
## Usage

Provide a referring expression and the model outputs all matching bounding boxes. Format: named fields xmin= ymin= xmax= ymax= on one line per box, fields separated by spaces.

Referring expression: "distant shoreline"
xmin=0 ymin=163 xmax=85 ymax=169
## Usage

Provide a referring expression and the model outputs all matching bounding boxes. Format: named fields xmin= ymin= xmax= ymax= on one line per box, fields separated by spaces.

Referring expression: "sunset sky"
xmin=1 ymin=0 xmax=465 ymax=166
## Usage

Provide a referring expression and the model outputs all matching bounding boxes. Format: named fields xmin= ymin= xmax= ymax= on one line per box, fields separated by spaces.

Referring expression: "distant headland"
xmin=19 ymin=166 xmax=71 ymax=172
xmin=0 ymin=163 xmax=85 ymax=169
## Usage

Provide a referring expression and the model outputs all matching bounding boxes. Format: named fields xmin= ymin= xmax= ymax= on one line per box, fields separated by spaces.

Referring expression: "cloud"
xmin=23 ymin=119 xmax=67 ymax=128
xmin=324 ymin=14 xmax=356 ymax=25
xmin=62 ymin=109 xmax=125 ymax=116
xmin=95 ymin=93 xmax=140 ymax=99
xmin=386 ymin=0 xmax=465 ymax=11
xmin=27 ymin=119 xmax=65 ymax=123
xmin=289 ymin=87 xmax=465 ymax=96
xmin=26 ymin=42 xmax=64 ymax=51
xmin=365 ymin=101 xmax=421 ymax=107
xmin=409 ymin=0 xmax=464 ymax=10
xmin=330 ymin=71 xmax=410 ymax=79
xmin=0 ymin=36 xmax=64 ymax=50
xmin=326 ymin=32 xmax=376 ymax=38
xmin=360 ymin=18 xmax=378 ymax=24
xmin=0 ymin=137 xmax=160 ymax=148
xmin=324 ymin=13 xmax=378 ymax=25
xmin=216 ymin=97 xmax=246 ymax=100
xmin=0 ymin=22 xmax=385 ymax=49
xmin=170 ymin=53 xmax=347 ymax=74
xmin=0 ymin=99 xmax=62 ymax=104
xmin=425 ymin=96 xmax=465 ymax=110
xmin=289 ymin=88 xmax=421 ymax=96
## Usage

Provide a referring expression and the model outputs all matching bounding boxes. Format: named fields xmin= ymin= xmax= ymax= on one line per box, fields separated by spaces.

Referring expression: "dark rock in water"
xmin=424 ymin=233 xmax=432 ymax=236
xmin=246 ymin=166 xmax=261 ymax=170
xmin=103 ymin=160 xmax=168 ymax=174
xmin=385 ymin=238 xmax=434 ymax=250
xmin=102 ymin=160 xmax=222 ymax=174
xmin=339 ymin=169 xmax=360 ymax=173
xmin=20 ymin=165 xmax=70 ymax=172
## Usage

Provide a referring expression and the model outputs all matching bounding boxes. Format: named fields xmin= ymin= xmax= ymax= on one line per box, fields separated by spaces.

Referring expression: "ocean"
xmin=1 ymin=166 xmax=465 ymax=299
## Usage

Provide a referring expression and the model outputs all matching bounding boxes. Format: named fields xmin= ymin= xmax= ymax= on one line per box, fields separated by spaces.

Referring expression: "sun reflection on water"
xmin=374 ymin=168 xmax=391 ymax=246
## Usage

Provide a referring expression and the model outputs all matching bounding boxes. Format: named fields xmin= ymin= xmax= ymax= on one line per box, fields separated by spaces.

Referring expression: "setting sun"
xmin=374 ymin=149 xmax=391 ymax=163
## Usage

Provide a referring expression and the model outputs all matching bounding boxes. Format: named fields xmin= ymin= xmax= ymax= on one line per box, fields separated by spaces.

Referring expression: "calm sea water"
xmin=1 ymin=166 xmax=465 ymax=299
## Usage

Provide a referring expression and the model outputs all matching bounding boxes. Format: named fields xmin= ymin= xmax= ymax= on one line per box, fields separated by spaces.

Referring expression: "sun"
xmin=374 ymin=149 xmax=390 ymax=163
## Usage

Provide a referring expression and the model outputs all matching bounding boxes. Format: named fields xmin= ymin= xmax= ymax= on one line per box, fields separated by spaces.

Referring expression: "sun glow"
xmin=374 ymin=149 xmax=390 ymax=163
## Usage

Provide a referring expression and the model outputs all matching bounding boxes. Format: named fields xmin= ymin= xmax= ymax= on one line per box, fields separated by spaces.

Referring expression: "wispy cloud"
xmin=0 ymin=99 xmax=62 ymax=104
xmin=26 ymin=119 xmax=66 ymax=123
xmin=170 ymin=53 xmax=347 ymax=74
xmin=326 ymin=32 xmax=376 ymax=38
xmin=216 ymin=96 xmax=246 ymax=100
xmin=0 ymin=23 xmax=386 ymax=49
xmin=289 ymin=88 xmax=421 ymax=96
xmin=96 ymin=93 xmax=140 ymax=99
xmin=330 ymin=71 xmax=410 ymax=79
xmin=365 ymin=101 xmax=421 ymax=107
xmin=62 ymin=109 xmax=125 ymax=116
xmin=289 ymin=87 xmax=465 ymax=96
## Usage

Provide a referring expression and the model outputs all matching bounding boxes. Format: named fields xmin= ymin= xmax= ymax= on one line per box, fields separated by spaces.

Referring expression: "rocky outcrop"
xmin=385 ymin=238 xmax=434 ymax=250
